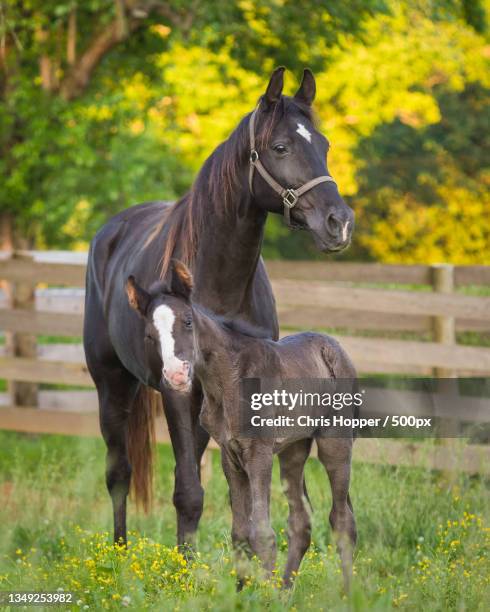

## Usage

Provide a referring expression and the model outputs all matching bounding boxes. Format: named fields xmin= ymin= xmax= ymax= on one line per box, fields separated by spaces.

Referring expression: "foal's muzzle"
xmin=162 ymin=361 xmax=192 ymax=393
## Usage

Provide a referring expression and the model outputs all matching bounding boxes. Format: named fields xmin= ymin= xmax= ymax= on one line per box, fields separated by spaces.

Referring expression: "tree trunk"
xmin=0 ymin=212 xmax=13 ymax=251
xmin=67 ymin=8 xmax=77 ymax=66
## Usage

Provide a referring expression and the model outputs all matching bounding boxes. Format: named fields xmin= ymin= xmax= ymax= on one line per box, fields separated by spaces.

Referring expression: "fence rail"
xmin=3 ymin=251 xmax=490 ymax=283
xmin=1 ymin=251 xmax=490 ymax=377
xmin=264 ymin=261 xmax=490 ymax=287
xmin=0 ymin=406 xmax=488 ymax=475
xmin=1 ymin=251 xmax=489 ymax=474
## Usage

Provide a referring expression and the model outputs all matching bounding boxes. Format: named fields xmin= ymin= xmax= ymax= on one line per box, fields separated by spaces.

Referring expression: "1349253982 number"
xmin=0 ymin=592 xmax=74 ymax=606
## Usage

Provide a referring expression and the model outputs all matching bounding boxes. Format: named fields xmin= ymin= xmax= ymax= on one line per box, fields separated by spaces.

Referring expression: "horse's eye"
xmin=185 ymin=317 xmax=193 ymax=329
xmin=272 ymin=143 xmax=287 ymax=155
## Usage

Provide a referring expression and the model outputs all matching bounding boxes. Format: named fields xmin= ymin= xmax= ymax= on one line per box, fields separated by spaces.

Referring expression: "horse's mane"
xmin=148 ymin=96 xmax=315 ymax=278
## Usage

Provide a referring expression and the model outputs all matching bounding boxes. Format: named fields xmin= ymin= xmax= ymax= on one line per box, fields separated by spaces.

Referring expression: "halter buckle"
xmin=283 ymin=189 xmax=298 ymax=209
xmin=250 ymin=150 xmax=259 ymax=164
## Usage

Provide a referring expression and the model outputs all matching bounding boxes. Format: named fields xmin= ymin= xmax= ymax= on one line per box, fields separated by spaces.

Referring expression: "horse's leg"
xmin=279 ymin=439 xmax=312 ymax=587
xmin=84 ymin=302 xmax=139 ymax=545
xmin=244 ymin=444 xmax=276 ymax=574
xmin=316 ymin=437 xmax=357 ymax=592
xmin=162 ymin=386 xmax=207 ymax=547
xmin=97 ymin=369 xmax=139 ymax=545
xmin=221 ymin=449 xmax=252 ymax=587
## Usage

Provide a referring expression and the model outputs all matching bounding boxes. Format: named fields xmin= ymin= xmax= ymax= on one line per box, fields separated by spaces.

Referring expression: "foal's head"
xmin=250 ymin=67 xmax=354 ymax=252
xmin=125 ymin=261 xmax=194 ymax=393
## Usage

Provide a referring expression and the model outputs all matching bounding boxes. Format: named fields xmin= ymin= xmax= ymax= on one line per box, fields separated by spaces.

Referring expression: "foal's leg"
xmin=97 ymin=370 xmax=139 ymax=544
xmin=316 ymin=437 xmax=357 ymax=592
xmin=221 ymin=450 xmax=252 ymax=587
xmin=162 ymin=386 xmax=208 ymax=547
xmin=244 ymin=444 xmax=276 ymax=574
xmin=279 ymin=439 xmax=312 ymax=587
xmin=192 ymin=385 xmax=211 ymax=484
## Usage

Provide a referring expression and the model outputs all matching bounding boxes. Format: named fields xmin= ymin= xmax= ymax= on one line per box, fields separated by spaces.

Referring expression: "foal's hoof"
xmin=178 ymin=541 xmax=197 ymax=562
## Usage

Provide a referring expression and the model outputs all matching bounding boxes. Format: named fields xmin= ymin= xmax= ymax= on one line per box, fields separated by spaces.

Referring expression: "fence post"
xmin=6 ymin=251 xmax=39 ymax=407
xmin=431 ymin=263 xmax=458 ymax=473
xmin=431 ymin=263 xmax=455 ymax=377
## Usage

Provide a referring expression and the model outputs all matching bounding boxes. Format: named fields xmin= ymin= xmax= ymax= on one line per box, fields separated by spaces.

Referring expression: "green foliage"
xmin=0 ymin=0 xmax=488 ymax=262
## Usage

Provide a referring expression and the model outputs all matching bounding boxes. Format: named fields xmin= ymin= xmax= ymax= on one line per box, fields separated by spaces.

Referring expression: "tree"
xmin=0 ymin=0 xmax=486 ymax=259
xmin=0 ymin=0 xmax=389 ymax=246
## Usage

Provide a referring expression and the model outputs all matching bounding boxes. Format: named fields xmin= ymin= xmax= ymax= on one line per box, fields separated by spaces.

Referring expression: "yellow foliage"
xmin=61 ymin=199 xmax=92 ymax=251
xmin=360 ymin=187 xmax=490 ymax=264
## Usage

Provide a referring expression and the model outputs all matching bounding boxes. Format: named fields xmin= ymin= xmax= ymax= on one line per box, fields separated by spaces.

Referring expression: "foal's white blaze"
xmin=342 ymin=220 xmax=350 ymax=243
xmin=296 ymin=122 xmax=312 ymax=143
xmin=153 ymin=305 xmax=188 ymax=386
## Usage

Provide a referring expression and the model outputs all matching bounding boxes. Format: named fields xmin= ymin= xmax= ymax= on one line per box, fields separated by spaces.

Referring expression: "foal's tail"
xmin=127 ymin=385 xmax=162 ymax=513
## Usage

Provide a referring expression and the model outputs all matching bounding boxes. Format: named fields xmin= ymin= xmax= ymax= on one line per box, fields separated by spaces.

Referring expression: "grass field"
xmin=0 ymin=431 xmax=488 ymax=611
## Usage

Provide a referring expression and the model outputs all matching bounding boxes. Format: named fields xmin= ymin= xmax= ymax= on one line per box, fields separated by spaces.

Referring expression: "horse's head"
xmin=250 ymin=67 xmax=354 ymax=252
xmin=125 ymin=261 xmax=194 ymax=393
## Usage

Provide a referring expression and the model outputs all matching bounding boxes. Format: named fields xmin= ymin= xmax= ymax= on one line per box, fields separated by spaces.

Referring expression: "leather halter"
xmin=248 ymin=103 xmax=337 ymax=226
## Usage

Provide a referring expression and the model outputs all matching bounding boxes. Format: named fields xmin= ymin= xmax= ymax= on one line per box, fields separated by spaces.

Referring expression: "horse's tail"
xmin=127 ymin=385 xmax=162 ymax=513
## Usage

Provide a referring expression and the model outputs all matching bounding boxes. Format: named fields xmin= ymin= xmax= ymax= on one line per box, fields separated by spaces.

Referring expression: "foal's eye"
xmin=185 ymin=317 xmax=193 ymax=329
xmin=272 ymin=143 xmax=288 ymax=155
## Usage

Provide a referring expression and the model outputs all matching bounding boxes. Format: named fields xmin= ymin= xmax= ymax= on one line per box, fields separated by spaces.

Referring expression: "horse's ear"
xmin=294 ymin=68 xmax=316 ymax=106
xmin=264 ymin=66 xmax=285 ymax=106
xmin=170 ymin=259 xmax=193 ymax=300
xmin=126 ymin=275 xmax=151 ymax=316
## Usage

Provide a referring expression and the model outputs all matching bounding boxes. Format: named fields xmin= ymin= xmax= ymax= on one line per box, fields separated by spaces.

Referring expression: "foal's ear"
xmin=126 ymin=275 xmax=151 ymax=316
xmin=264 ymin=66 xmax=285 ymax=106
xmin=294 ymin=68 xmax=316 ymax=106
xmin=170 ymin=259 xmax=193 ymax=300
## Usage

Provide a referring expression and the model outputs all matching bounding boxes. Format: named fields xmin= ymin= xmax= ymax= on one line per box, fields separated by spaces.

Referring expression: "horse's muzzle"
xmin=324 ymin=205 xmax=354 ymax=246
xmin=311 ymin=205 xmax=354 ymax=252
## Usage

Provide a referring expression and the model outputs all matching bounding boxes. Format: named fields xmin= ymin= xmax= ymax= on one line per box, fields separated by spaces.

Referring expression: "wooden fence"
xmin=0 ymin=251 xmax=489 ymax=474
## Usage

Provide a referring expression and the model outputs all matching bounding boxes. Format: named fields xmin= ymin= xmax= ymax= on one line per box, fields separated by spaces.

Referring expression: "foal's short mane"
xmin=147 ymin=285 xmax=271 ymax=339
xmin=149 ymin=96 xmax=315 ymax=278
xmin=220 ymin=317 xmax=272 ymax=340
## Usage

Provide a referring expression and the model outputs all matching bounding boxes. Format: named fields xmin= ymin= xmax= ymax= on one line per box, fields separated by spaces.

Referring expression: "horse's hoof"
xmin=281 ymin=577 xmax=294 ymax=590
xmin=113 ymin=536 xmax=127 ymax=548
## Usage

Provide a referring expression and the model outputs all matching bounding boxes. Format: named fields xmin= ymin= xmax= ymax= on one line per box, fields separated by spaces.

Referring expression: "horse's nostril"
xmin=326 ymin=213 xmax=342 ymax=237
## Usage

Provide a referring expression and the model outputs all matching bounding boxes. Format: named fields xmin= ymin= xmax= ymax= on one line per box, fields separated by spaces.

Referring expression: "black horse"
xmin=83 ymin=67 xmax=354 ymax=546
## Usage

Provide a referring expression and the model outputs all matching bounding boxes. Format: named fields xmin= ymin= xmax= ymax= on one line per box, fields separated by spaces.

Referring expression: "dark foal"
xmin=126 ymin=261 xmax=357 ymax=590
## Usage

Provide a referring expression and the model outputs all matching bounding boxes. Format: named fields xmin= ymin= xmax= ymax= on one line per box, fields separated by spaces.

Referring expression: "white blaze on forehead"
xmin=296 ymin=122 xmax=312 ymax=143
xmin=152 ymin=305 xmax=185 ymax=371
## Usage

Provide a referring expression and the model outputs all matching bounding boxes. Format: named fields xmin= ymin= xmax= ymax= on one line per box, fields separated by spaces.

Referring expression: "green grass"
xmin=0 ymin=432 xmax=488 ymax=611
xmin=37 ymin=335 xmax=83 ymax=345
